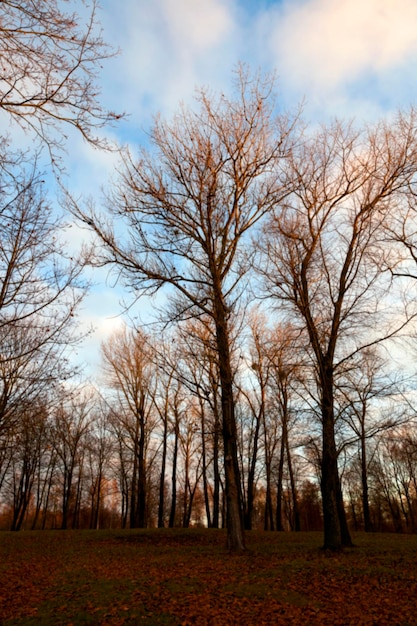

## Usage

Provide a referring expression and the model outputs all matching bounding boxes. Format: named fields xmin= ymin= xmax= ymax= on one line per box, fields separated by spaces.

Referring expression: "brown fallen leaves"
xmin=0 ymin=529 xmax=416 ymax=625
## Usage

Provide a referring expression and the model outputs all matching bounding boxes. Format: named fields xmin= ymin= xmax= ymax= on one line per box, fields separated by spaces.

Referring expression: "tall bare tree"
xmin=73 ymin=69 xmax=297 ymax=551
xmin=260 ymin=113 xmax=417 ymax=549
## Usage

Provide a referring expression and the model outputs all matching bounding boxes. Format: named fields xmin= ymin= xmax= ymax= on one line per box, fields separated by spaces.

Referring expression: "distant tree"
xmin=8 ymin=399 xmax=49 ymax=530
xmin=236 ymin=312 xmax=271 ymax=531
xmin=73 ymin=68 xmax=298 ymax=551
xmin=51 ymin=389 xmax=93 ymax=530
xmin=102 ymin=326 xmax=157 ymax=528
xmin=265 ymin=323 xmax=306 ymax=533
xmin=84 ymin=403 xmax=114 ymax=530
xmin=150 ymin=337 xmax=182 ymax=529
xmin=177 ymin=397 xmax=204 ymax=528
xmin=173 ymin=319 xmax=224 ymax=529
xmin=373 ymin=428 xmax=417 ymax=532
xmin=260 ymin=114 xmax=417 ymax=549
xmin=336 ymin=348 xmax=408 ymax=532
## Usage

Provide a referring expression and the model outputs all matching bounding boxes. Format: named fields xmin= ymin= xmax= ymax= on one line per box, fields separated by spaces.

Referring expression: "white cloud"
xmin=99 ymin=0 xmax=237 ymax=125
xmin=73 ymin=283 xmax=127 ymax=375
xmin=162 ymin=0 xmax=233 ymax=53
xmin=271 ymin=0 xmax=417 ymax=91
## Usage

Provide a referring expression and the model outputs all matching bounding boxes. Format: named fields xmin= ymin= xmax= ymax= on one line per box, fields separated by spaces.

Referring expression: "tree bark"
xmin=244 ymin=410 xmax=261 ymax=530
xmin=276 ymin=430 xmax=286 ymax=531
xmin=321 ymin=366 xmax=352 ymax=549
xmin=137 ymin=406 xmax=147 ymax=528
xmin=168 ymin=412 xmax=179 ymax=528
xmin=212 ymin=392 xmax=221 ymax=529
xmin=360 ymin=428 xmax=372 ymax=532
xmin=158 ymin=413 xmax=168 ymax=528
xmin=214 ymin=297 xmax=246 ymax=551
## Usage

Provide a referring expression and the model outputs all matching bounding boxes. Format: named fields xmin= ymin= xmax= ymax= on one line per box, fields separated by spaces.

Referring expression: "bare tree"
xmin=370 ymin=427 xmax=417 ymax=532
xmin=0 ymin=157 xmax=88 ymax=442
xmin=0 ymin=0 xmax=120 ymax=157
xmin=85 ymin=403 xmax=114 ymax=530
xmin=260 ymin=114 xmax=417 ymax=549
xmin=336 ymin=348 xmax=409 ymax=532
xmin=265 ymin=323 xmax=307 ymax=533
xmin=73 ymin=68 xmax=297 ymax=551
xmin=51 ymin=388 xmax=93 ymax=530
xmin=102 ymin=326 xmax=157 ymax=528
xmin=8 ymin=399 xmax=49 ymax=530
xmin=173 ymin=319 xmax=224 ymax=529
xmin=236 ymin=312 xmax=271 ymax=531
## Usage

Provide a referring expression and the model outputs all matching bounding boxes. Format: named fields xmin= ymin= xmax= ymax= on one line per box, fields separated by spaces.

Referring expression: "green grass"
xmin=1 ymin=529 xmax=417 ymax=624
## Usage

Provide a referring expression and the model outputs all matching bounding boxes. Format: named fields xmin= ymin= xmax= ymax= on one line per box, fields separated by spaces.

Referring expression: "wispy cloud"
xmin=96 ymin=0 xmax=417 ymax=129
xmin=100 ymin=0 xmax=237 ymax=126
xmin=267 ymin=0 xmax=417 ymax=117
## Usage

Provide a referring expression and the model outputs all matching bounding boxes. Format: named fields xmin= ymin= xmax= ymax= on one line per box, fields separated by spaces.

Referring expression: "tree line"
xmin=0 ymin=319 xmax=416 ymax=539
xmin=1 ymin=1 xmax=417 ymax=552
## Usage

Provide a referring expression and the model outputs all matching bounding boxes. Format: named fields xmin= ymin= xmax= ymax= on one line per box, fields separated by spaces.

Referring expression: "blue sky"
xmin=96 ymin=0 xmax=417 ymax=127
xmin=65 ymin=0 xmax=417 ymax=375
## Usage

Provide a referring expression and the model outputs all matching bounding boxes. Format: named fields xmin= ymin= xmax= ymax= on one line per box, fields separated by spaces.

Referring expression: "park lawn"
xmin=0 ymin=529 xmax=416 ymax=625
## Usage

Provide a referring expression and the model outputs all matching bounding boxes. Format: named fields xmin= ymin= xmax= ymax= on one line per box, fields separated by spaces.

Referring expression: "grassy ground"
xmin=0 ymin=528 xmax=416 ymax=624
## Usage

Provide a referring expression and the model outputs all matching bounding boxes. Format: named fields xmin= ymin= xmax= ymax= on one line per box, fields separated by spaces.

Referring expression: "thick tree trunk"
xmin=215 ymin=298 xmax=245 ymax=552
xmin=320 ymin=367 xmax=353 ymax=549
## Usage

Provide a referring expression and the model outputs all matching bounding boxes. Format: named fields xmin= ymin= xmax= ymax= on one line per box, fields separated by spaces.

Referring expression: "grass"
xmin=0 ymin=529 xmax=416 ymax=624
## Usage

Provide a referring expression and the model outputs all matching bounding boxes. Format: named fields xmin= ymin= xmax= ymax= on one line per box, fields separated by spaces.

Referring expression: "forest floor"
xmin=0 ymin=528 xmax=416 ymax=625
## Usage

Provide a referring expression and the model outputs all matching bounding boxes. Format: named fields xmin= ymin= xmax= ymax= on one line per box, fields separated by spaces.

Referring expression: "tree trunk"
xmin=130 ymin=439 xmax=138 ymax=529
xmin=41 ymin=456 xmax=56 ymax=530
xmin=158 ymin=413 xmax=168 ymax=528
xmin=320 ymin=366 xmax=352 ymax=549
xmin=200 ymin=403 xmax=212 ymax=529
xmin=12 ymin=470 xmax=33 ymax=531
xmin=212 ymin=395 xmax=221 ymax=529
xmin=360 ymin=429 xmax=372 ymax=532
xmin=61 ymin=468 xmax=73 ymax=530
xmin=262 ymin=409 xmax=274 ymax=531
xmin=276 ymin=431 xmax=285 ymax=531
xmin=72 ymin=468 xmax=83 ymax=529
xmin=285 ymin=422 xmax=300 ymax=532
xmin=137 ymin=408 xmax=147 ymax=528
xmin=169 ymin=413 xmax=179 ymax=528
xmin=214 ymin=298 xmax=245 ymax=552
xmin=244 ymin=409 xmax=261 ymax=530
xmin=264 ymin=452 xmax=274 ymax=531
